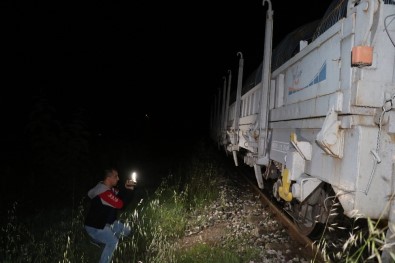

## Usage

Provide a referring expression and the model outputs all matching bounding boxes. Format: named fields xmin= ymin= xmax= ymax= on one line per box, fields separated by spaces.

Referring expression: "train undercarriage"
xmin=233 ymin=149 xmax=338 ymax=239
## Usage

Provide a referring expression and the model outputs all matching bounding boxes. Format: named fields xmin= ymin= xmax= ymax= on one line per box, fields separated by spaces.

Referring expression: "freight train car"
xmin=211 ymin=0 xmax=395 ymax=259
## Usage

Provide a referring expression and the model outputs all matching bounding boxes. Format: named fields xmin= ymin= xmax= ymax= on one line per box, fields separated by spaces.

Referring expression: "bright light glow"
xmin=131 ymin=172 xmax=137 ymax=182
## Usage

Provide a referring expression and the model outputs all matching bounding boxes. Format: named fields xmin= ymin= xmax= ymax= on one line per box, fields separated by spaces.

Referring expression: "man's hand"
xmin=125 ymin=180 xmax=137 ymax=190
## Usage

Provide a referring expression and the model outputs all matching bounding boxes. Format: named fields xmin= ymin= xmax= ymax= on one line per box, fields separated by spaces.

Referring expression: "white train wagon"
xmin=212 ymin=0 xmax=395 ymax=259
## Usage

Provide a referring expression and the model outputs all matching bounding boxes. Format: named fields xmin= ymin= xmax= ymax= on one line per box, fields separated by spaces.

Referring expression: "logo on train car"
xmin=272 ymin=141 xmax=289 ymax=153
xmin=288 ymin=62 xmax=326 ymax=95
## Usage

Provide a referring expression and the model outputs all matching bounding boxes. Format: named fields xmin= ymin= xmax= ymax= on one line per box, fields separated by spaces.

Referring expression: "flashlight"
xmin=131 ymin=172 xmax=137 ymax=183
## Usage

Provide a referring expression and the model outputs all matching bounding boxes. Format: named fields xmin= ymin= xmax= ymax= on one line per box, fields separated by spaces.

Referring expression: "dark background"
xmin=1 ymin=0 xmax=333 ymax=215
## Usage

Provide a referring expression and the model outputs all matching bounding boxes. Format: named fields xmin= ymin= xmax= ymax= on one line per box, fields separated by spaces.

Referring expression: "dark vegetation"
xmin=1 ymin=89 xmax=193 ymax=222
xmin=0 ymin=90 xmax=230 ymax=262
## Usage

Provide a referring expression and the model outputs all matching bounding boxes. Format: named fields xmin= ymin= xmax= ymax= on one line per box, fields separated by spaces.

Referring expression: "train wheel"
xmin=293 ymin=202 xmax=325 ymax=240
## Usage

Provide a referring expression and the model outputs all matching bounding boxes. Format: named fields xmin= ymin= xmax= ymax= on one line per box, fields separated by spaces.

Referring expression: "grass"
xmin=312 ymin=195 xmax=395 ymax=263
xmin=0 ymin=141 xmax=241 ymax=263
xmin=1 ymin=140 xmax=395 ymax=262
xmin=176 ymin=243 xmax=240 ymax=263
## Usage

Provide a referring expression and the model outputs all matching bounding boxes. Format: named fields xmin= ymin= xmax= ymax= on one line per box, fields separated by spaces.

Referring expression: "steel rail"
xmin=240 ymin=172 xmax=331 ymax=263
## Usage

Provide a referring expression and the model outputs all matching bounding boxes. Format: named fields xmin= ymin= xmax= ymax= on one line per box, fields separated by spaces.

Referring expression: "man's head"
xmin=103 ymin=168 xmax=119 ymax=187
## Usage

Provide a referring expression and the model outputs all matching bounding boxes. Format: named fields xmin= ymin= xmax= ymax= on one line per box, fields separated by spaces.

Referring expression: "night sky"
xmin=1 ymin=0 xmax=333 ymax=213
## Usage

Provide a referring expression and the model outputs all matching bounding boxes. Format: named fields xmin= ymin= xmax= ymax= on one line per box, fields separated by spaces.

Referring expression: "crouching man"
xmin=84 ymin=168 xmax=136 ymax=263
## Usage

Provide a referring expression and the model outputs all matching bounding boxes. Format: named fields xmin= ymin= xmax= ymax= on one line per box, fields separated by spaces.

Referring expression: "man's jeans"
xmin=85 ymin=220 xmax=132 ymax=263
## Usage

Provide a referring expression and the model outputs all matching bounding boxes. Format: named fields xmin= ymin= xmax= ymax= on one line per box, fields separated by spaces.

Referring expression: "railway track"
xmin=213 ymin=145 xmax=387 ymax=262
xmin=225 ymin=161 xmax=386 ymax=263
xmin=241 ymin=173 xmax=329 ymax=263
xmin=217 ymin=153 xmax=329 ymax=262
